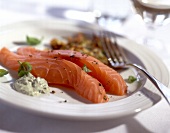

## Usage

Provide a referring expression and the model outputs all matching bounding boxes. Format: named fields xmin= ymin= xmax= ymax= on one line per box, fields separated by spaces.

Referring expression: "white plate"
xmin=137 ymin=0 xmax=170 ymax=9
xmin=0 ymin=19 xmax=169 ymax=120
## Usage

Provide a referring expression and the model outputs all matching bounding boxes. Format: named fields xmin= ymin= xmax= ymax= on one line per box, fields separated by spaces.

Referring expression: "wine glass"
xmin=131 ymin=0 xmax=170 ymax=50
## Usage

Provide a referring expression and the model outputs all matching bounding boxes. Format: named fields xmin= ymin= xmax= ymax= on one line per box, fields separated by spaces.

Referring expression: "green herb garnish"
xmin=18 ymin=61 xmax=32 ymax=77
xmin=26 ymin=35 xmax=43 ymax=45
xmin=127 ymin=75 xmax=137 ymax=83
xmin=82 ymin=64 xmax=92 ymax=73
xmin=0 ymin=69 xmax=8 ymax=77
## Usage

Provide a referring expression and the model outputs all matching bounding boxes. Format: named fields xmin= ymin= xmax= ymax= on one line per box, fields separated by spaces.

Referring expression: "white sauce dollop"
xmin=13 ymin=73 xmax=50 ymax=96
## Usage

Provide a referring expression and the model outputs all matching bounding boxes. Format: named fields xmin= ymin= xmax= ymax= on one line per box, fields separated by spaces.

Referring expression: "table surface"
xmin=0 ymin=0 xmax=170 ymax=133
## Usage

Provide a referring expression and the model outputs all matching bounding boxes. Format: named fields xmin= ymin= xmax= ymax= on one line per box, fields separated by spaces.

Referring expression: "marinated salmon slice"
xmin=0 ymin=47 xmax=109 ymax=103
xmin=17 ymin=47 xmax=127 ymax=95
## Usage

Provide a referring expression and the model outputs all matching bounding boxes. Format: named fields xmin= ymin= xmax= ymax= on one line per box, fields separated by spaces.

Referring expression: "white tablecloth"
xmin=0 ymin=0 xmax=170 ymax=133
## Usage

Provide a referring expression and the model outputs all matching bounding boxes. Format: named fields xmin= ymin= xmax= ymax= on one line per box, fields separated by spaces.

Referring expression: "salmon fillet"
xmin=17 ymin=47 xmax=127 ymax=95
xmin=0 ymin=47 xmax=109 ymax=103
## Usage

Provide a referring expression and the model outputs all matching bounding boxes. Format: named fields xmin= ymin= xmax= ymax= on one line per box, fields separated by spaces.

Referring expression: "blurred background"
xmin=0 ymin=0 xmax=132 ymax=29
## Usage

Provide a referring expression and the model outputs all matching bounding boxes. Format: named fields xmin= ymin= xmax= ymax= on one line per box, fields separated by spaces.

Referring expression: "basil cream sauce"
xmin=13 ymin=73 xmax=50 ymax=96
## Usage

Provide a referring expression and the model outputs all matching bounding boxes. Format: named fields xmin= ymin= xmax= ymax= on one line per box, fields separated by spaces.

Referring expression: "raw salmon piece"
xmin=0 ymin=47 xmax=108 ymax=103
xmin=17 ymin=47 xmax=127 ymax=95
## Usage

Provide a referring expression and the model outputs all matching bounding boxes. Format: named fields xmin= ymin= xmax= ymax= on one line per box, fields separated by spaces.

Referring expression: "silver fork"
xmin=101 ymin=31 xmax=170 ymax=105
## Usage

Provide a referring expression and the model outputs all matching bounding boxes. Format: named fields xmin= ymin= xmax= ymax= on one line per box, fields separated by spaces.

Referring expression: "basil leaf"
xmin=127 ymin=75 xmax=137 ymax=83
xmin=0 ymin=69 xmax=8 ymax=77
xmin=18 ymin=61 xmax=32 ymax=77
xmin=26 ymin=35 xmax=43 ymax=46
xmin=82 ymin=64 xmax=92 ymax=73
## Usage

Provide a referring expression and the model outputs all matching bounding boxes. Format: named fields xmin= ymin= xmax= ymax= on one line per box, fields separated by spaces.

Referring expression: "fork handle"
xmin=128 ymin=63 xmax=170 ymax=105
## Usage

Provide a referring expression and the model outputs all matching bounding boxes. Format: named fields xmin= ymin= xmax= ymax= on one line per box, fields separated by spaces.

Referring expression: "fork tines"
xmin=101 ymin=31 xmax=127 ymax=68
